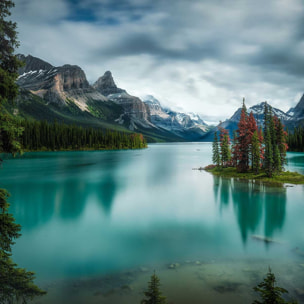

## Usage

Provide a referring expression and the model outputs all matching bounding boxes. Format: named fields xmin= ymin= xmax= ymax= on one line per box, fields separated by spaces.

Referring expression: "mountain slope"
xmin=143 ymin=95 xmax=209 ymax=140
xmin=201 ymin=101 xmax=296 ymax=141
xmin=14 ymin=54 xmax=211 ymax=142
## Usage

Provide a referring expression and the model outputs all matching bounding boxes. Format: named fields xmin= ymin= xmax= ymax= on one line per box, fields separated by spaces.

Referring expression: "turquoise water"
xmin=1 ymin=143 xmax=304 ymax=302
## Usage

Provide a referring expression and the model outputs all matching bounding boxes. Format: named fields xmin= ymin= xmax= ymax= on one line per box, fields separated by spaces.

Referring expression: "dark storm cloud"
xmin=11 ymin=0 xmax=304 ymax=122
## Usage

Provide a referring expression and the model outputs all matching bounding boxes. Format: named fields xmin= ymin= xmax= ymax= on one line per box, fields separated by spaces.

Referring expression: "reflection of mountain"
xmin=8 ymin=156 xmax=124 ymax=229
xmin=94 ymin=173 xmax=121 ymax=215
xmin=213 ymin=176 xmax=286 ymax=244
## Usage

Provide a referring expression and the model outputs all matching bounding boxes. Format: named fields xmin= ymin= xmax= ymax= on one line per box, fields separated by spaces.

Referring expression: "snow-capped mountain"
xmin=143 ymin=95 xmax=209 ymax=140
xmin=201 ymin=98 xmax=304 ymax=141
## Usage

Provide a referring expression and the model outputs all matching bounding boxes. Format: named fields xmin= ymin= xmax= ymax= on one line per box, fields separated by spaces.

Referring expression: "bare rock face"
xmin=93 ymin=71 xmax=152 ymax=129
xmin=93 ymin=71 xmax=125 ymax=96
xmin=57 ymin=65 xmax=90 ymax=91
xmin=17 ymin=55 xmax=107 ymax=108
xmin=107 ymin=92 xmax=152 ymax=129
xmin=17 ymin=54 xmax=53 ymax=74
xmin=291 ymin=94 xmax=304 ymax=120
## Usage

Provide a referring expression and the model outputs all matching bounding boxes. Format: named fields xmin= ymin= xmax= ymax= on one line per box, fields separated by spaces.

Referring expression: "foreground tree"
xmin=141 ymin=272 xmax=167 ymax=304
xmin=253 ymin=268 xmax=297 ymax=304
xmin=0 ymin=190 xmax=46 ymax=303
xmin=0 ymin=0 xmax=46 ymax=302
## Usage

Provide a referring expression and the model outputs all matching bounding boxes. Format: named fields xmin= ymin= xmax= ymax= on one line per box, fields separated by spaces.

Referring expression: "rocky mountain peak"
xmin=57 ymin=65 xmax=90 ymax=90
xmin=17 ymin=54 xmax=54 ymax=75
xmin=93 ymin=71 xmax=125 ymax=96
xmin=292 ymin=94 xmax=304 ymax=120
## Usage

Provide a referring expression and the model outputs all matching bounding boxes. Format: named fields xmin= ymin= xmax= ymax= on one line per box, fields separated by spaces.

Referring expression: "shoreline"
xmin=32 ymin=257 xmax=304 ymax=304
xmin=201 ymin=166 xmax=304 ymax=186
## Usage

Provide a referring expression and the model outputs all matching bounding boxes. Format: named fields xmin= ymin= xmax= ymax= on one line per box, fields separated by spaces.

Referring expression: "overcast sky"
xmin=12 ymin=0 xmax=304 ymax=124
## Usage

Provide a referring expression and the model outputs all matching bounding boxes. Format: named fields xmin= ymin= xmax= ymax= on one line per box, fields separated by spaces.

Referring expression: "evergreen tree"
xmin=141 ymin=272 xmax=167 ymax=304
xmin=274 ymin=117 xmax=288 ymax=170
xmin=0 ymin=1 xmax=46 ymax=302
xmin=263 ymin=103 xmax=274 ymax=177
xmin=219 ymin=126 xmax=231 ymax=167
xmin=251 ymin=130 xmax=261 ymax=173
xmin=235 ymin=99 xmax=249 ymax=172
xmin=253 ymin=268 xmax=297 ymax=304
xmin=212 ymin=131 xmax=220 ymax=167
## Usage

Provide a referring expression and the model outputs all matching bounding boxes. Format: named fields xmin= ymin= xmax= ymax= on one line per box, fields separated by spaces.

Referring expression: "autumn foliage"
xmin=212 ymin=100 xmax=287 ymax=177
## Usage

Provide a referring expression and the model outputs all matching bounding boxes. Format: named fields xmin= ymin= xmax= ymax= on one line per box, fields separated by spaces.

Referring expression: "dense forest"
xmin=212 ymin=100 xmax=288 ymax=177
xmin=288 ymin=126 xmax=304 ymax=152
xmin=18 ymin=120 xmax=147 ymax=151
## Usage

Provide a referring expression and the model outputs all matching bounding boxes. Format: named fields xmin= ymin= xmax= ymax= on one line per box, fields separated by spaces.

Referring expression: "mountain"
xmin=143 ymin=95 xmax=209 ymax=140
xmin=287 ymin=94 xmax=304 ymax=121
xmin=14 ymin=54 xmax=209 ymax=142
xmin=201 ymin=101 xmax=299 ymax=141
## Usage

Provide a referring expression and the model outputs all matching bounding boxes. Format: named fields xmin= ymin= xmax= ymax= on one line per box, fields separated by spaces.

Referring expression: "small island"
xmin=203 ymin=99 xmax=304 ymax=186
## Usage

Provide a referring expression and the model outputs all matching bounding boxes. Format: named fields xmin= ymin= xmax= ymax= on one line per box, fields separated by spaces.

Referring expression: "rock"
xmin=93 ymin=71 xmax=125 ymax=96
xmin=168 ymin=263 xmax=180 ymax=269
xmin=195 ymin=261 xmax=201 ymax=265
xmin=295 ymin=288 xmax=304 ymax=296
xmin=121 ymin=285 xmax=133 ymax=292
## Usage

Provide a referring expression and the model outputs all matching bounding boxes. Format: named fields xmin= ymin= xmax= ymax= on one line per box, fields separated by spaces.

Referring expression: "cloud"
xmin=12 ymin=0 xmax=304 ymax=123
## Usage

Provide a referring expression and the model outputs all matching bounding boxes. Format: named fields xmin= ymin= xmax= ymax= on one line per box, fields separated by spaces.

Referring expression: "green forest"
xmin=288 ymin=126 xmax=304 ymax=152
xmin=19 ymin=119 xmax=147 ymax=151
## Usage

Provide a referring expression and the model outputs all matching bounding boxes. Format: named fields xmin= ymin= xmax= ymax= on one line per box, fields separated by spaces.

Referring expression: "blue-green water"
xmin=1 ymin=143 xmax=304 ymax=303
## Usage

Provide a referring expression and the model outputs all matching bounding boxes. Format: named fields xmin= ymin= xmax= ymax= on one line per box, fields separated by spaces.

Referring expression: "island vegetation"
xmin=205 ymin=99 xmax=304 ymax=185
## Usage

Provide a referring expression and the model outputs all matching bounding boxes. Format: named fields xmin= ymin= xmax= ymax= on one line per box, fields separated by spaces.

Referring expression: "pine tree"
xmin=0 ymin=1 xmax=46 ymax=302
xmin=263 ymin=103 xmax=274 ymax=177
xmin=235 ymin=99 xmax=249 ymax=172
xmin=219 ymin=127 xmax=231 ymax=167
xmin=251 ymin=130 xmax=261 ymax=173
xmin=212 ymin=131 xmax=220 ymax=167
xmin=253 ymin=268 xmax=297 ymax=304
xmin=141 ymin=272 xmax=167 ymax=304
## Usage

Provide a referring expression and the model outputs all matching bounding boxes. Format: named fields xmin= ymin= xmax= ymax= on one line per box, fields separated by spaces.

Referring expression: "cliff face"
xmin=17 ymin=55 xmax=107 ymax=109
xmin=92 ymin=70 xmax=152 ymax=129
xmin=93 ymin=71 xmax=125 ymax=96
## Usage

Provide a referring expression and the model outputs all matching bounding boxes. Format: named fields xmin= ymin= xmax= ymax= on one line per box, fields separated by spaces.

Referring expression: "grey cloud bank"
xmin=12 ymin=0 xmax=304 ymax=123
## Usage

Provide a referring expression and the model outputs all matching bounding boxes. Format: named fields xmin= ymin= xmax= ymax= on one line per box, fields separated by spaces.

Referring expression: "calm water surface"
xmin=1 ymin=143 xmax=304 ymax=303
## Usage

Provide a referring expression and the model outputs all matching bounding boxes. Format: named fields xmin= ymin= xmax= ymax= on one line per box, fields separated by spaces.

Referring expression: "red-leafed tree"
xmin=234 ymin=99 xmax=249 ymax=172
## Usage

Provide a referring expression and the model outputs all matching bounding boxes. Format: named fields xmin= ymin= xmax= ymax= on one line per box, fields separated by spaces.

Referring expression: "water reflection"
xmin=214 ymin=176 xmax=286 ymax=245
xmin=8 ymin=154 xmax=123 ymax=229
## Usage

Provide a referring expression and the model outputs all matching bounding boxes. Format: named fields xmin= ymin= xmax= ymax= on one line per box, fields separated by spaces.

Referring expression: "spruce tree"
xmin=253 ymin=268 xmax=297 ymax=304
xmin=219 ymin=127 xmax=231 ymax=167
xmin=141 ymin=272 xmax=167 ymax=304
xmin=251 ymin=130 xmax=261 ymax=173
xmin=263 ymin=103 xmax=274 ymax=177
xmin=212 ymin=131 xmax=220 ymax=167
xmin=0 ymin=1 xmax=46 ymax=302
xmin=235 ymin=99 xmax=249 ymax=172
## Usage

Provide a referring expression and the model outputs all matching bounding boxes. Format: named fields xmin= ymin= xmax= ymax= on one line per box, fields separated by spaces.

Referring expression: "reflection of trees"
xmin=95 ymin=175 xmax=119 ymax=215
xmin=7 ymin=152 xmax=124 ymax=230
xmin=264 ymin=192 xmax=286 ymax=238
xmin=8 ymin=182 xmax=57 ymax=230
xmin=231 ymin=181 xmax=264 ymax=244
xmin=214 ymin=176 xmax=287 ymax=245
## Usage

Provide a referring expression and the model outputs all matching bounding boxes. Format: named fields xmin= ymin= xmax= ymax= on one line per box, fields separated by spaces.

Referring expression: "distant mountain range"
xmin=10 ymin=54 xmax=304 ymax=142
xmin=13 ymin=54 xmax=210 ymax=142
xmin=201 ymin=97 xmax=304 ymax=141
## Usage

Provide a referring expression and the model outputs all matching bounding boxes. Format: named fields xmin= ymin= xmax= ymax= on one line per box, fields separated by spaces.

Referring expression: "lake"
xmin=1 ymin=143 xmax=304 ymax=304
